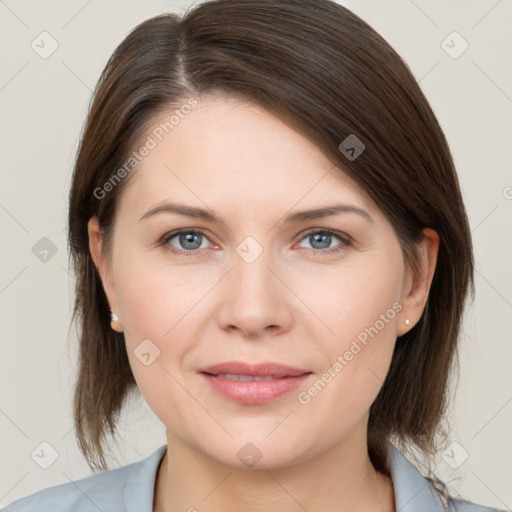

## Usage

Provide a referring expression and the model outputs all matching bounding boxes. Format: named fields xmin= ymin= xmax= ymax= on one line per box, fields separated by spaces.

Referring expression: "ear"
xmin=397 ymin=228 xmax=439 ymax=336
xmin=87 ymin=216 xmax=123 ymax=332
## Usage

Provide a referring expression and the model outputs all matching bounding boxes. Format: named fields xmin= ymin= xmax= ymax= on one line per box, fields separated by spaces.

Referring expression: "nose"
xmin=217 ymin=243 xmax=293 ymax=338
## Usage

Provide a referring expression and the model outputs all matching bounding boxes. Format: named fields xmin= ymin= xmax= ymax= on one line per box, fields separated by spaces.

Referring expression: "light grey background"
xmin=1 ymin=0 xmax=511 ymax=509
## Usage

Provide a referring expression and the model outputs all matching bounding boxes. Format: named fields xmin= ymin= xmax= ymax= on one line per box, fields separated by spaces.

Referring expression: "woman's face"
xmin=89 ymin=95 xmax=436 ymax=469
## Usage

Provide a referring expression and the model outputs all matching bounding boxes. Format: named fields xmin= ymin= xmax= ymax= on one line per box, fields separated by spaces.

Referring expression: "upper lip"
xmin=198 ymin=361 xmax=311 ymax=378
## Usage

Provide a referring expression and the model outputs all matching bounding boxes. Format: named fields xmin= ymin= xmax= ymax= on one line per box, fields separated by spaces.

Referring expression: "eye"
xmin=296 ymin=228 xmax=351 ymax=254
xmin=159 ymin=227 xmax=351 ymax=257
xmin=161 ymin=229 xmax=212 ymax=257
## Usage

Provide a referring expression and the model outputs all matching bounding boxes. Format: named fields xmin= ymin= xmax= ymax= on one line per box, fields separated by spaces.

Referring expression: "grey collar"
xmin=386 ymin=440 xmax=445 ymax=511
xmin=125 ymin=442 xmax=446 ymax=511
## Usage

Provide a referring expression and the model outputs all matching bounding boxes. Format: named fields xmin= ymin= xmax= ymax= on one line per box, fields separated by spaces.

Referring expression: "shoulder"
xmin=447 ymin=497 xmax=509 ymax=512
xmin=385 ymin=441 xmax=509 ymax=512
xmin=1 ymin=445 xmax=167 ymax=512
xmin=2 ymin=466 xmax=131 ymax=512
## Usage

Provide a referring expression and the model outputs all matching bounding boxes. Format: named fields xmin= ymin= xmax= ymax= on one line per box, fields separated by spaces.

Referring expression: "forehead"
xmin=117 ymin=95 xmax=379 ymax=222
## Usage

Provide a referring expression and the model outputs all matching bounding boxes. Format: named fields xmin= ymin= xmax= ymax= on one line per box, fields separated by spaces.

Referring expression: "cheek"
xmin=338 ymin=266 xmax=403 ymax=375
xmin=113 ymin=256 xmax=196 ymax=423
xmin=112 ymin=246 xmax=206 ymax=340
xmin=294 ymin=256 xmax=403 ymax=413
xmin=111 ymin=249 xmax=213 ymax=396
xmin=292 ymin=255 xmax=403 ymax=344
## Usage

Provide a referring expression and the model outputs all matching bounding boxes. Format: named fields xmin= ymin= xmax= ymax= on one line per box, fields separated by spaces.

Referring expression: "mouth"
xmin=206 ymin=373 xmax=287 ymax=381
xmin=197 ymin=361 xmax=313 ymax=404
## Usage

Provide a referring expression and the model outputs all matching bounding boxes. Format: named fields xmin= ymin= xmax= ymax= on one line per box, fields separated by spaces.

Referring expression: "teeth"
xmin=215 ymin=373 xmax=279 ymax=381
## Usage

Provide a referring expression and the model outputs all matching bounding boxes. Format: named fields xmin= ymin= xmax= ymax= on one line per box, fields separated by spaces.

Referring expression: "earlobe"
xmin=398 ymin=228 xmax=440 ymax=336
xmin=110 ymin=310 xmax=124 ymax=333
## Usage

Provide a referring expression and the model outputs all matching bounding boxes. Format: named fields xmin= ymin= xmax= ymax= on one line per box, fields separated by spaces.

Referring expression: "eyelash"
xmin=159 ymin=228 xmax=352 ymax=258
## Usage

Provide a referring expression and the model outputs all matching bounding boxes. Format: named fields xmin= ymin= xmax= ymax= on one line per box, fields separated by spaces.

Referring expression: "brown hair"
xmin=67 ymin=0 xmax=473 ymax=503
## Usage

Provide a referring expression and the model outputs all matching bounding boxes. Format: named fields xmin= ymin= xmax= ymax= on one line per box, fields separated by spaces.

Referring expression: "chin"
xmin=198 ymin=432 xmax=312 ymax=471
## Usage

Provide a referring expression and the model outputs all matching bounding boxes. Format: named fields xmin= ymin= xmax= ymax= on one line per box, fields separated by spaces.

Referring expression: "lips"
xmin=197 ymin=361 xmax=310 ymax=378
xmin=197 ymin=361 xmax=313 ymax=404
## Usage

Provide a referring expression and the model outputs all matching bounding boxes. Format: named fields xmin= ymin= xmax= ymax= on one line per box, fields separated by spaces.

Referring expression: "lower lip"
xmin=199 ymin=373 xmax=313 ymax=404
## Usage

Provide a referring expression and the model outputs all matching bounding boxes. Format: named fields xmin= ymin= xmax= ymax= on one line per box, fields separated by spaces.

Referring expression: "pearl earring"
xmin=405 ymin=318 xmax=411 ymax=326
xmin=110 ymin=310 xmax=124 ymax=333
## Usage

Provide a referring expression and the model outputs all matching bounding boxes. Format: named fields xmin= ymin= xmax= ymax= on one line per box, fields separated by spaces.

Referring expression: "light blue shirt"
xmin=2 ymin=441 xmax=507 ymax=511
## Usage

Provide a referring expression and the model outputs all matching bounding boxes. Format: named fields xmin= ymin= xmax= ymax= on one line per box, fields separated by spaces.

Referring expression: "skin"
xmin=88 ymin=94 xmax=439 ymax=512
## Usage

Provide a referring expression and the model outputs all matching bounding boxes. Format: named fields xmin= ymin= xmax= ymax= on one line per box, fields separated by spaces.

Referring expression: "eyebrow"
xmin=139 ymin=201 xmax=373 ymax=224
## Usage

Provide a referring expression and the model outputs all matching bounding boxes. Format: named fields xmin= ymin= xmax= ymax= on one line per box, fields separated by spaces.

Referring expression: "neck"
xmin=154 ymin=426 xmax=395 ymax=512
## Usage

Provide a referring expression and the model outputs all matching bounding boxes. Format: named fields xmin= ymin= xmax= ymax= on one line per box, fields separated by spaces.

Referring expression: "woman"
xmin=3 ymin=0 xmax=507 ymax=511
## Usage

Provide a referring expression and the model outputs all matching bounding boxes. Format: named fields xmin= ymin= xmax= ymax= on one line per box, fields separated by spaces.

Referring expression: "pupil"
xmin=312 ymin=233 xmax=330 ymax=249
xmin=181 ymin=233 xmax=201 ymax=250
